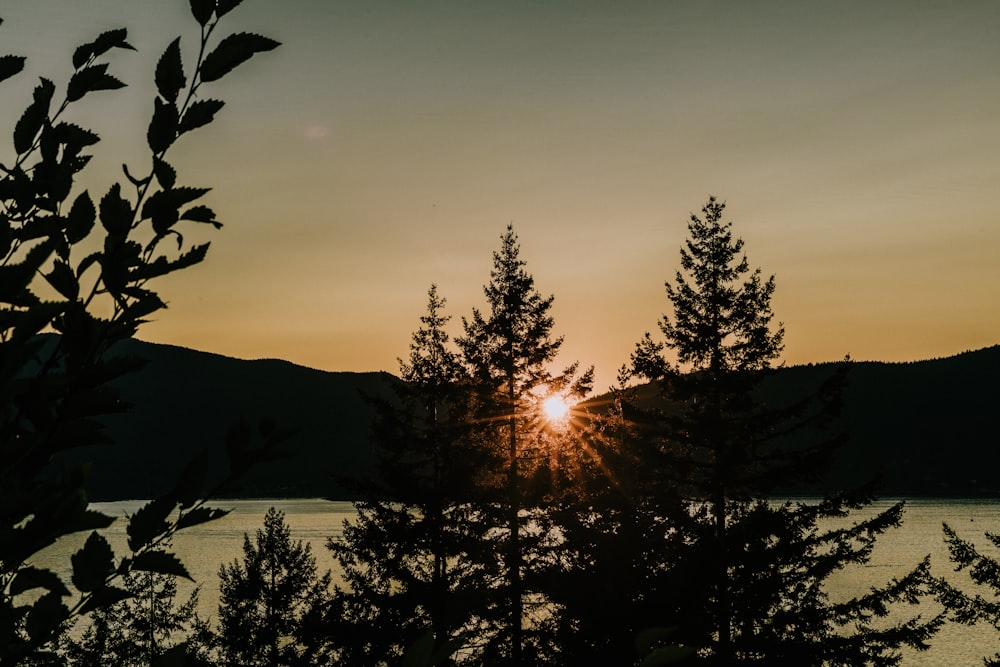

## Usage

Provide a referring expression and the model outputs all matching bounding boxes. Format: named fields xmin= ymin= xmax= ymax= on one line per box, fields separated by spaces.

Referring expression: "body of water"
xmin=30 ymin=498 xmax=1000 ymax=665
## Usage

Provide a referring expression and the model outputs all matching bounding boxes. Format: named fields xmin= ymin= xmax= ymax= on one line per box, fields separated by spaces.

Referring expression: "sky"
xmin=3 ymin=0 xmax=999 ymax=391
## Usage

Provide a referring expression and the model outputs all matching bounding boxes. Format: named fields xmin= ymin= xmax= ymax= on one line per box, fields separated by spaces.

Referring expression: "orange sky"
xmin=4 ymin=0 xmax=999 ymax=391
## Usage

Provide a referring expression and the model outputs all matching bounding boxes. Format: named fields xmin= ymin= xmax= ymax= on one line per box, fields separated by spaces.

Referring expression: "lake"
xmin=31 ymin=498 xmax=1000 ymax=665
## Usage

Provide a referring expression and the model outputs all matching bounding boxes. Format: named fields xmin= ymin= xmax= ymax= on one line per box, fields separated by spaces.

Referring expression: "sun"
xmin=542 ymin=394 xmax=570 ymax=422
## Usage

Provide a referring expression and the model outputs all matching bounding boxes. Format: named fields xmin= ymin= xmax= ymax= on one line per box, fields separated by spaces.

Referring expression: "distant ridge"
xmin=64 ymin=338 xmax=396 ymax=501
xmin=66 ymin=340 xmax=1000 ymax=500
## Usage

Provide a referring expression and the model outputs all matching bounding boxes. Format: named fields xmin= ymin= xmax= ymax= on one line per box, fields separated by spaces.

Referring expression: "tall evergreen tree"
xmin=540 ymin=368 xmax=691 ymax=665
xmin=328 ymin=285 xmax=500 ymax=665
xmin=216 ymin=507 xmax=333 ymax=667
xmin=625 ymin=197 xmax=943 ymax=665
xmin=456 ymin=225 xmax=592 ymax=664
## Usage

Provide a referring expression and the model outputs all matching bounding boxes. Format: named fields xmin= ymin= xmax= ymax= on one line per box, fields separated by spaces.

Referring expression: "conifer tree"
xmin=936 ymin=524 xmax=1000 ymax=666
xmin=216 ymin=507 xmax=333 ymax=667
xmin=539 ymin=367 xmax=692 ymax=665
xmin=456 ymin=225 xmax=592 ymax=664
xmin=61 ymin=549 xmax=211 ymax=667
xmin=625 ymin=196 xmax=943 ymax=665
xmin=328 ymin=285 xmax=500 ymax=665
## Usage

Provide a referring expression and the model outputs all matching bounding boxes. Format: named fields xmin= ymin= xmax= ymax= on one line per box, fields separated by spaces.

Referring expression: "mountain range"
xmin=64 ymin=339 xmax=1000 ymax=501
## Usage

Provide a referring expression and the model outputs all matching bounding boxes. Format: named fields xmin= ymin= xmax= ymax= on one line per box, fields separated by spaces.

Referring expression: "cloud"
xmin=304 ymin=124 xmax=329 ymax=142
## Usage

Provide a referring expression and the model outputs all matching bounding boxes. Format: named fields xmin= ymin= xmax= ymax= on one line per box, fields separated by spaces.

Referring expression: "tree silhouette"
xmin=61 ymin=540 xmax=212 ymax=667
xmin=216 ymin=507 xmax=333 ymax=667
xmin=936 ymin=524 xmax=1000 ymax=667
xmin=627 ymin=196 xmax=943 ymax=665
xmin=328 ymin=284 xmax=499 ymax=665
xmin=0 ymin=2 xmax=278 ymax=662
xmin=456 ymin=225 xmax=592 ymax=664
xmin=539 ymin=367 xmax=693 ymax=664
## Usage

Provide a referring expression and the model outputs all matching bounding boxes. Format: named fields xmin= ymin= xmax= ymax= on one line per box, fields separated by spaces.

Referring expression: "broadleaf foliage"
xmin=200 ymin=32 xmax=280 ymax=83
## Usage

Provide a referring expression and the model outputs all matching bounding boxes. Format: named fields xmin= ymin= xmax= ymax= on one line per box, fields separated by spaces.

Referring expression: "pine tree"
xmin=61 ymin=565 xmax=209 ymax=667
xmin=456 ymin=225 xmax=591 ymax=664
xmin=216 ymin=507 xmax=333 ymax=667
xmin=936 ymin=524 xmax=1000 ymax=667
xmin=539 ymin=367 xmax=693 ymax=665
xmin=625 ymin=196 xmax=943 ymax=665
xmin=327 ymin=285 xmax=500 ymax=665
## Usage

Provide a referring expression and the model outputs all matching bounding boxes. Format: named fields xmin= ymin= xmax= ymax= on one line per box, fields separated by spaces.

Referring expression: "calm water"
xmin=30 ymin=498 xmax=1000 ymax=665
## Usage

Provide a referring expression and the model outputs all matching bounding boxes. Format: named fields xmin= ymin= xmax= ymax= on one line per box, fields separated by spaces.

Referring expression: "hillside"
xmin=61 ymin=339 xmax=396 ymax=501
xmin=65 ymin=340 xmax=1000 ymax=500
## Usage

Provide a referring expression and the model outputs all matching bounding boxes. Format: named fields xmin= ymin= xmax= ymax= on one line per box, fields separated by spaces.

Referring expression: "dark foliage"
xmin=0 ymin=2 xmax=278 ymax=663
xmin=328 ymin=285 xmax=501 ymax=665
xmin=455 ymin=225 xmax=592 ymax=665
xmin=936 ymin=524 xmax=1000 ymax=667
xmin=216 ymin=507 xmax=334 ymax=667
xmin=555 ymin=197 xmax=943 ymax=665
xmin=60 ymin=542 xmax=213 ymax=667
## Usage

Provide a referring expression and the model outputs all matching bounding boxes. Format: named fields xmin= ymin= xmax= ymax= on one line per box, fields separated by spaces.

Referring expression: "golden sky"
xmin=4 ymin=0 xmax=999 ymax=391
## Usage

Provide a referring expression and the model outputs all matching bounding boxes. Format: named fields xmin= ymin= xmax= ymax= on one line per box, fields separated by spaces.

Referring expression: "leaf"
xmin=147 ymin=97 xmax=179 ymax=154
xmin=177 ymin=506 xmax=230 ymax=530
xmin=0 ymin=238 xmax=55 ymax=303
xmin=78 ymin=585 xmax=132 ymax=616
xmin=70 ymin=532 xmax=114 ymax=593
xmin=25 ymin=592 xmax=69 ymax=644
xmin=99 ymin=183 xmax=132 ymax=235
xmin=10 ymin=567 xmax=70 ymax=597
xmin=73 ymin=28 xmax=135 ymax=69
xmin=130 ymin=550 xmax=193 ymax=581
xmin=156 ymin=38 xmax=186 ymax=103
xmin=216 ymin=0 xmax=243 ymax=17
xmin=92 ymin=27 xmax=135 ymax=57
xmin=178 ymin=98 xmax=224 ymax=134
xmin=67 ymin=63 xmax=125 ymax=102
xmin=154 ymin=157 xmax=177 ymax=189
xmin=121 ymin=286 xmax=167 ymax=321
xmin=143 ymin=187 xmax=210 ymax=235
xmin=52 ymin=121 xmax=100 ymax=148
xmin=200 ymin=32 xmax=280 ymax=83
xmin=13 ymin=78 xmax=55 ymax=154
xmin=76 ymin=251 xmax=102 ymax=278
xmin=180 ymin=205 xmax=220 ymax=228
xmin=190 ymin=0 xmax=216 ymax=26
xmin=126 ymin=496 xmax=175 ymax=552
xmin=45 ymin=259 xmax=79 ymax=300
xmin=67 ymin=508 xmax=117 ymax=533
xmin=145 ymin=195 xmax=180 ymax=235
xmin=135 ymin=242 xmax=210 ymax=281
xmin=0 ymin=54 xmax=26 ymax=84
xmin=65 ymin=191 xmax=96 ymax=244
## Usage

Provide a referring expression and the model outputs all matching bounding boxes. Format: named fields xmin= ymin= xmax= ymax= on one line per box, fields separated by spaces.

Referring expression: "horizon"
xmin=4 ymin=1 xmax=998 ymax=391
xmin=129 ymin=335 xmax=1000 ymax=380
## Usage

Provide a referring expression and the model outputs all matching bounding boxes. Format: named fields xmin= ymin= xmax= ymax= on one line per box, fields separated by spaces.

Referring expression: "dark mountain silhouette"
xmin=771 ymin=347 xmax=1000 ymax=497
xmin=61 ymin=338 xmax=397 ymax=501
xmin=68 ymin=340 xmax=999 ymax=500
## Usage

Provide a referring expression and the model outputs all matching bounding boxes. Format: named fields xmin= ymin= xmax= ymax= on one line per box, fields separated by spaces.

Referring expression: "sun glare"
xmin=542 ymin=395 xmax=570 ymax=422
